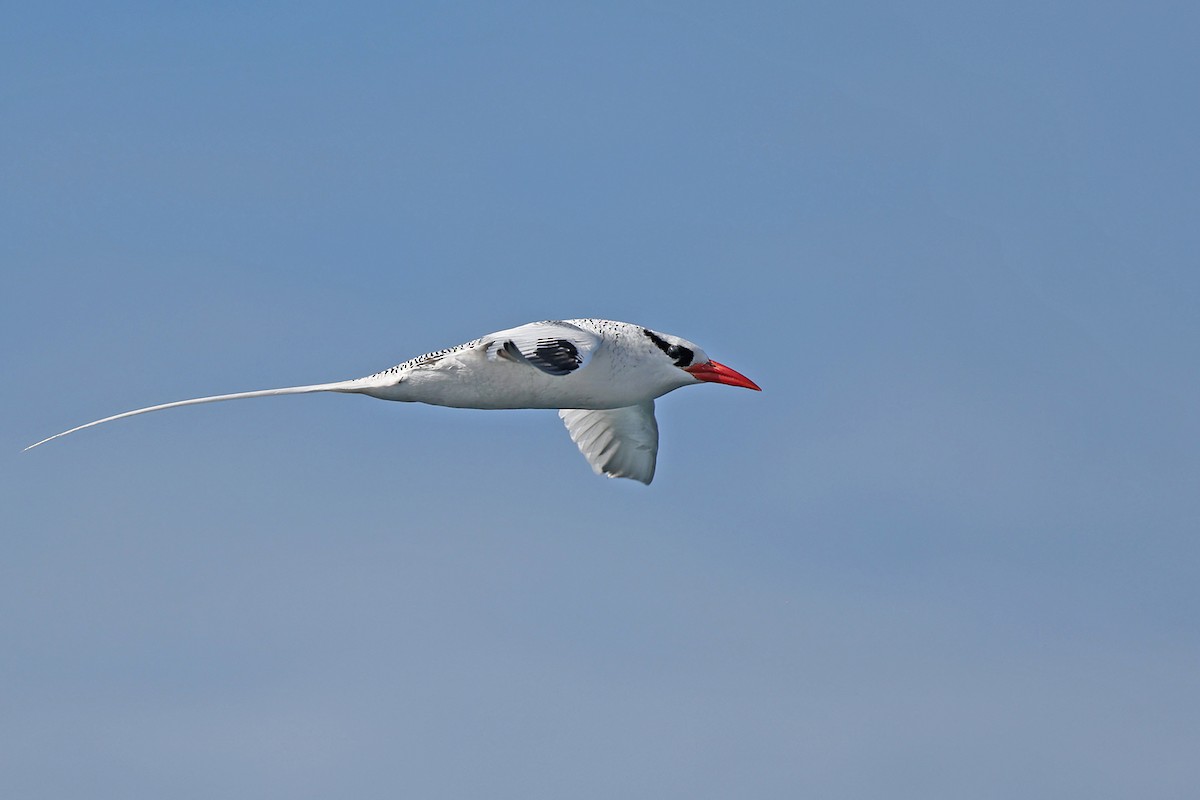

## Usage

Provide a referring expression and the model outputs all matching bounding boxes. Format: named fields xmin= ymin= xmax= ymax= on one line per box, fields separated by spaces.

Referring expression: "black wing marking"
xmin=524 ymin=338 xmax=584 ymax=375
xmin=497 ymin=338 xmax=584 ymax=376
xmin=484 ymin=321 xmax=600 ymax=375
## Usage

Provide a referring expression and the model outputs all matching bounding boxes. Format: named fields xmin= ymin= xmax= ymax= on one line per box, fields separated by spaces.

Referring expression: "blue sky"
xmin=4 ymin=2 xmax=1198 ymax=797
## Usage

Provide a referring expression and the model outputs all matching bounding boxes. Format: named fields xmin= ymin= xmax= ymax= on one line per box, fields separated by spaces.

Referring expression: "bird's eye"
xmin=643 ymin=328 xmax=693 ymax=366
xmin=669 ymin=345 xmax=694 ymax=367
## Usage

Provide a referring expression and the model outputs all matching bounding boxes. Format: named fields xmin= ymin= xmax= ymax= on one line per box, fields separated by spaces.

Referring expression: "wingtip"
xmin=602 ymin=467 xmax=654 ymax=485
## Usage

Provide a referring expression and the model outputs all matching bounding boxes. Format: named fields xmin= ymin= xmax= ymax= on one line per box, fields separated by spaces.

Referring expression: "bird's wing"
xmin=485 ymin=321 xmax=601 ymax=376
xmin=559 ymin=401 xmax=658 ymax=484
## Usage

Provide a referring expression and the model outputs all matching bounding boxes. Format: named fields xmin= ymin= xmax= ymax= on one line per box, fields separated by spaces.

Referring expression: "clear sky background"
xmin=4 ymin=3 xmax=1198 ymax=798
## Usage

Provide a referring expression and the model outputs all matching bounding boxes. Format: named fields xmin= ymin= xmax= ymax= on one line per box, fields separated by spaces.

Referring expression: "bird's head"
xmin=641 ymin=327 xmax=761 ymax=392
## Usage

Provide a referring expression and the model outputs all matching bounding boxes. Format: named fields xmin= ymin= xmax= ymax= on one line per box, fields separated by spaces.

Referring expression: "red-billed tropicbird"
xmin=25 ymin=319 xmax=761 ymax=483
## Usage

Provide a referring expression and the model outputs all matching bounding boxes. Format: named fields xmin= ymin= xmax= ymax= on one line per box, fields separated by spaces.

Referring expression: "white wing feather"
xmin=559 ymin=402 xmax=659 ymax=484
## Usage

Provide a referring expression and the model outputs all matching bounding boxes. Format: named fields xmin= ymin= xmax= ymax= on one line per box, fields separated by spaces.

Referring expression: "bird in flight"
xmin=26 ymin=318 xmax=761 ymax=483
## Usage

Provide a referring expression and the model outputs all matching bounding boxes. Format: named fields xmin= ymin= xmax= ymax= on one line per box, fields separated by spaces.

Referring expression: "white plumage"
xmin=560 ymin=403 xmax=660 ymax=483
xmin=25 ymin=318 xmax=760 ymax=484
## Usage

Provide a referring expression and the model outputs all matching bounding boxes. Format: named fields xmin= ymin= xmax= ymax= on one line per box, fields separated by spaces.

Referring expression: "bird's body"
xmin=359 ymin=319 xmax=701 ymax=409
xmin=26 ymin=319 xmax=760 ymax=483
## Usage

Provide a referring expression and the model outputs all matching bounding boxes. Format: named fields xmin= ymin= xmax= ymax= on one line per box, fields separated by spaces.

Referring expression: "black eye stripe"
xmin=643 ymin=328 xmax=671 ymax=353
xmin=643 ymin=328 xmax=694 ymax=368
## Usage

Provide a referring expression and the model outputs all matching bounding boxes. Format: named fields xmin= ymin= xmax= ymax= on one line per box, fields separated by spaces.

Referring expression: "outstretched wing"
xmin=558 ymin=402 xmax=658 ymax=484
xmin=485 ymin=320 xmax=601 ymax=376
